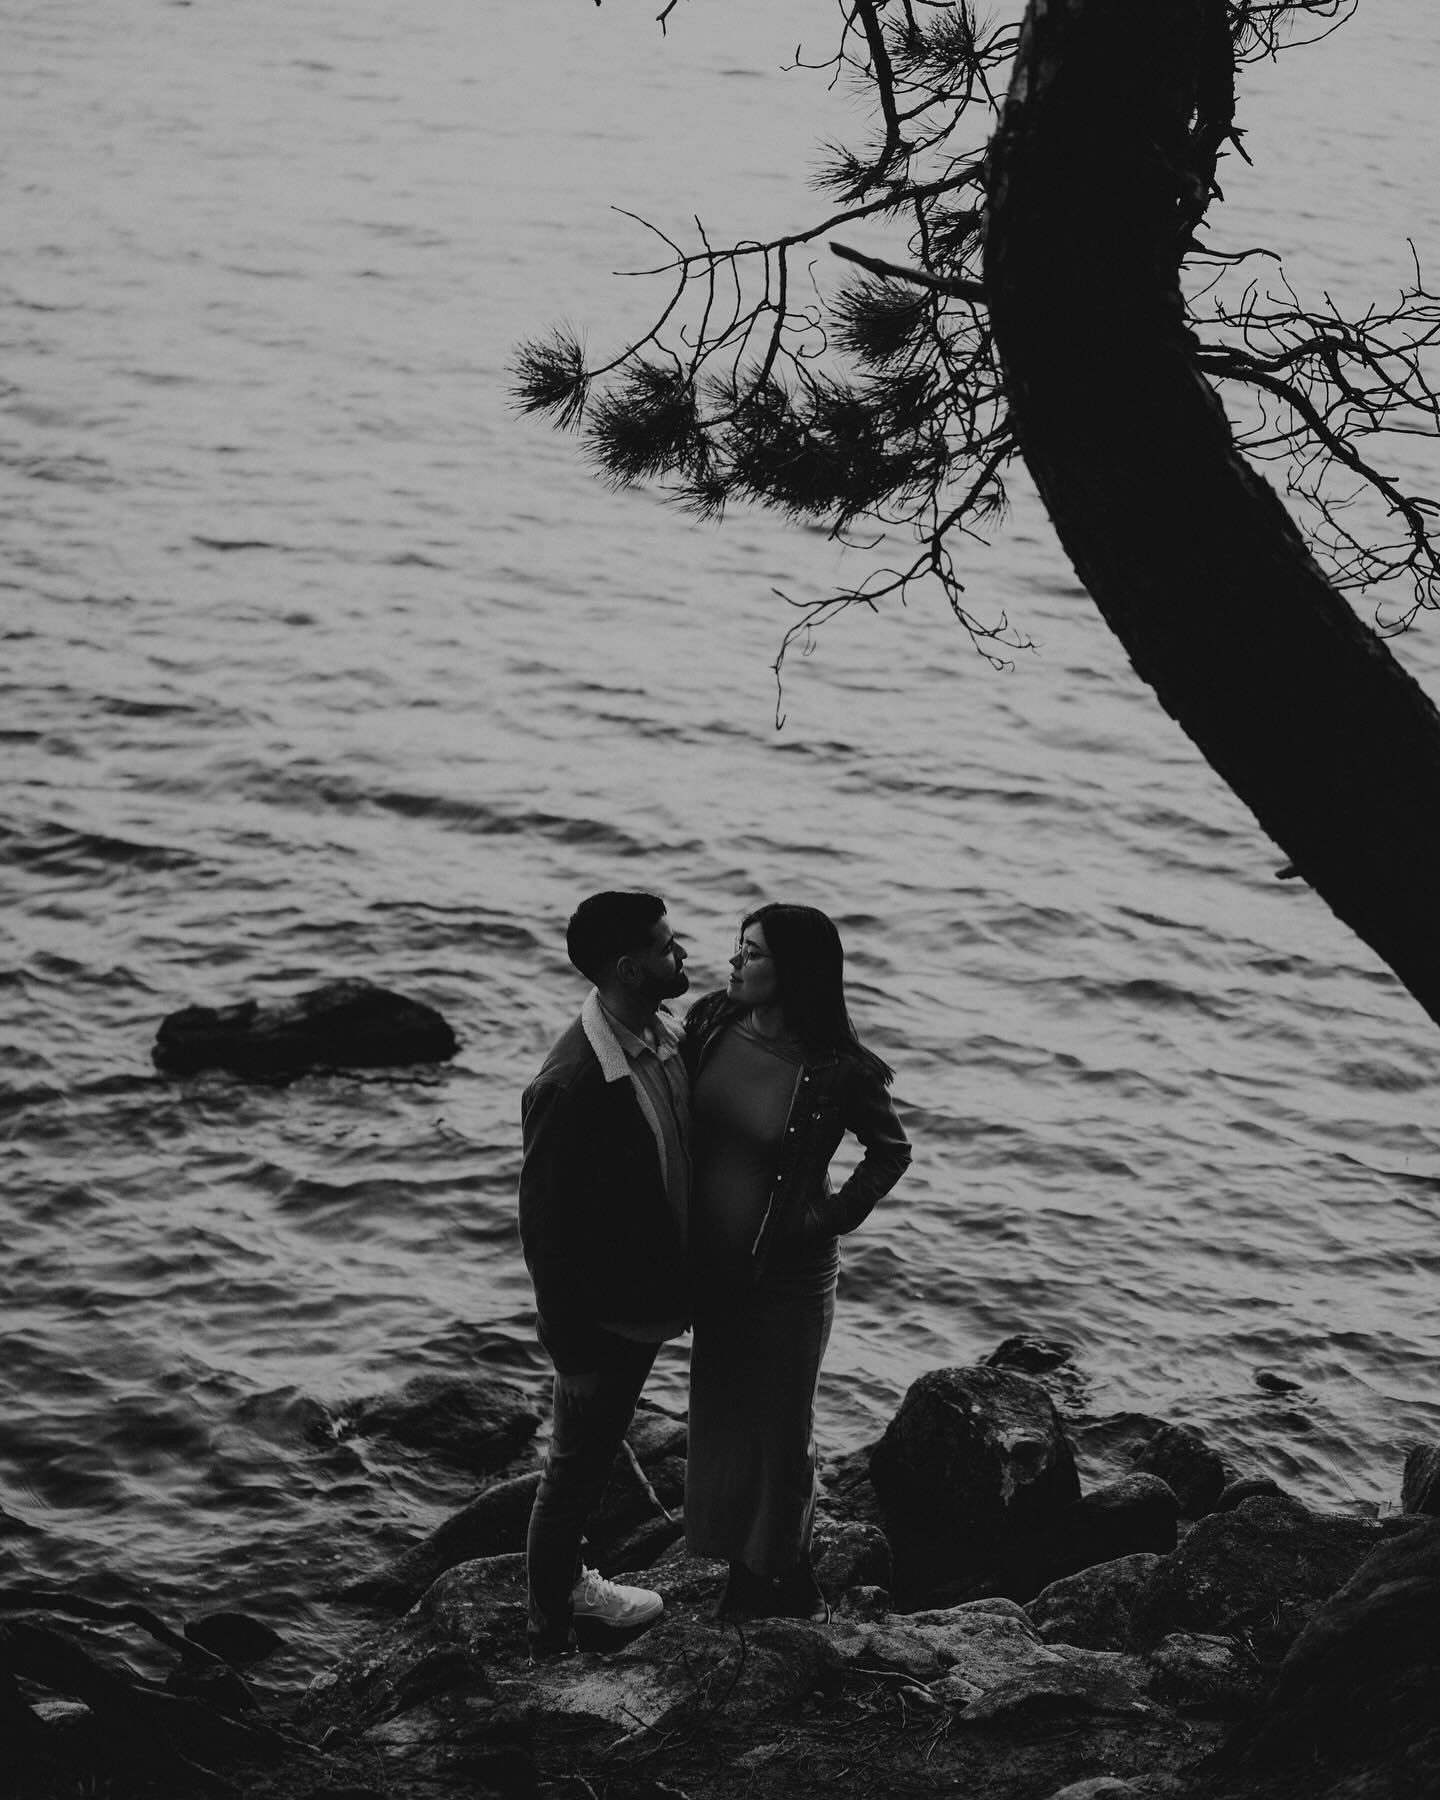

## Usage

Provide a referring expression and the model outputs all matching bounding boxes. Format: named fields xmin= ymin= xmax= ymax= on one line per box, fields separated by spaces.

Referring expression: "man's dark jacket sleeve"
xmin=518 ymin=1024 xmax=687 ymax=1374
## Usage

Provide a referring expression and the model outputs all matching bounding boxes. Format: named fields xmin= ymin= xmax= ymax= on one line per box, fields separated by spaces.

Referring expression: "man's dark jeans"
xmin=526 ymin=1332 xmax=659 ymax=1656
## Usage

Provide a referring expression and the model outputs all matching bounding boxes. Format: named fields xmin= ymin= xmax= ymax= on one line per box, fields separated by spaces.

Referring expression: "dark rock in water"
xmin=1052 ymin=1472 xmax=1178 ymax=1575
xmin=1254 ymin=1367 xmax=1303 ymax=1394
xmin=345 ymin=1469 xmax=542 ymax=1613
xmin=1401 ymin=1441 xmax=1440 ymax=1516
xmin=984 ymin=1334 xmax=1076 ymax=1373
xmin=1215 ymin=1473 xmax=1286 ymax=1512
xmin=152 ymin=977 xmax=458 ymax=1077
xmin=1028 ymin=1553 xmax=1162 ymax=1651
xmin=984 ymin=1334 xmax=1089 ymax=1412
xmin=1126 ymin=1494 xmax=1388 ymax=1662
xmin=1130 ymin=1420 xmax=1228 ymax=1519
xmin=4 ymin=1612 xmax=292 ymax=1789
xmin=349 ymin=1373 xmax=541 ymax=1476
xmin=184 ymin=1610 xmax=285 ymax=1667
xmin=868 ymin=1365 xmax=1080 ymax=1605
xmin=1235 ymin=1515 xmax=1440 ymax=1781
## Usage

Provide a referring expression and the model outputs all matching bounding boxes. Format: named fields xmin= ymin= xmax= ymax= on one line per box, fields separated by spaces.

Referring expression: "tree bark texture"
xmin=983 ymin=0 xmax=1440 ymax=1027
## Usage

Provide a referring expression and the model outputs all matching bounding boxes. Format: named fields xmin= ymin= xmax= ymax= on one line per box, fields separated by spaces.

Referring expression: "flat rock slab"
xmin=153 ymin=977 xmax=458 ymax=1077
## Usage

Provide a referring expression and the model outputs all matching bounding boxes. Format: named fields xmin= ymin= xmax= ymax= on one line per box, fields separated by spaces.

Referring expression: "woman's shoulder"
xmin=681 ymin=988 xmax=736 ymax=1040
xmin=827 ymin=1043 xmax=895 ymax=1093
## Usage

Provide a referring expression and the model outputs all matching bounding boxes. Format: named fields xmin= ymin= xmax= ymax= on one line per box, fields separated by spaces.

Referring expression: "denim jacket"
xmin=681 ymin=990 xmax=912 ymax=1278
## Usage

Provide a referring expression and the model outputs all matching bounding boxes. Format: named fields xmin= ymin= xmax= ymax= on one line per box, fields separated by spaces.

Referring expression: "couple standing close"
xmin=518 ymin=890 xmax=912 ymax=1658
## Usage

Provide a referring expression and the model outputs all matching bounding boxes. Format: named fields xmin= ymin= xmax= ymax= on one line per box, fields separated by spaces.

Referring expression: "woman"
xmin=681 ymin=903 xmax=911 ymax=1620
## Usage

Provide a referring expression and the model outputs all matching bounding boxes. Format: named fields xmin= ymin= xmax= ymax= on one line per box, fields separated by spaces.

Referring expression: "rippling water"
xmin=4 ymin=0 xmax=1439 ymax=1686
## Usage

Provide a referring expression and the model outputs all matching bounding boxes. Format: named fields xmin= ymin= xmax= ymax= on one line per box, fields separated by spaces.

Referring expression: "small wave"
xmin=1046 ymin=970 xmax=1242 ymax=1024
xmin=192 ymin=536 xmax=286 ymax=552
xmin=236 ymin=764 xmax=692 ymax=854
xmin=15 ymin=454 xmax=113 ymax=488
xmin=0 ymin=821 xmax=203 ymax=877
xmin=94 ymin=696 xmax=200 ymax=720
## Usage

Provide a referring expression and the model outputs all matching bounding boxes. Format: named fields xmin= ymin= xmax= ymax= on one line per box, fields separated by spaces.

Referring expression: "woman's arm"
xmin=829 ymin=1066 xmax=912 ymax=1234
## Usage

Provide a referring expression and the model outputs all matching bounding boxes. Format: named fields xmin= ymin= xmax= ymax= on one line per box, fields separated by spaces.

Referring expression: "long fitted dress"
xmin=684 ymin=1018 xmax=839 ymax=1577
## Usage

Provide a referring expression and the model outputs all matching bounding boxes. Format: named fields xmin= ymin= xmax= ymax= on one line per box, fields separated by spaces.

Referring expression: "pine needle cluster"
xmin=511 ymin=0 xmax=1439 ymax=654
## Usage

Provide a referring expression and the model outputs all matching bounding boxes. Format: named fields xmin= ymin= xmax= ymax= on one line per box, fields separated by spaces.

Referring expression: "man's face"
xmin=628 ymin=911 xmax=689 ymax=1002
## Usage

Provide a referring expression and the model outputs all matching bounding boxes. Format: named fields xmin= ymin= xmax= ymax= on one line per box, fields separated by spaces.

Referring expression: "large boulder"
xmin=867 ymin=1366 xmax=1080 ymax=1605
xmin=1126 ymin=1494 xmax=1386 ymax=1663
xmin=1235 ymin=1517 xmax=1440 ymax=1785
xmin=152 ymin=977 xmax=458 ymax=1077
xmin=1401 ymin=1442 xmax=1440 ymax=1516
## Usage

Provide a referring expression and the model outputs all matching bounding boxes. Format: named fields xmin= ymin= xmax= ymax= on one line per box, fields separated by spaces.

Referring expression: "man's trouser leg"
xmin=526 ymin=1333 xmax=658 ymax=1656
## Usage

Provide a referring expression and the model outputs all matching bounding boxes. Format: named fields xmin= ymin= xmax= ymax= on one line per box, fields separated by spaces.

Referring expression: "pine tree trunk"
xmin=983 ymin=0 xmax=1440 ymax=1027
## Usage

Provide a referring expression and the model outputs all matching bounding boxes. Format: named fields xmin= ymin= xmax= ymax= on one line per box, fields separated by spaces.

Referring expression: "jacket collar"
xmin=581 ymin=990 xmax=632 ymax=1084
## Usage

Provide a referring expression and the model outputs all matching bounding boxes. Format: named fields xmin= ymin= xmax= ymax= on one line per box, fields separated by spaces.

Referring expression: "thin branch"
xmin=831 ymin=238 xmax=986 ymax=302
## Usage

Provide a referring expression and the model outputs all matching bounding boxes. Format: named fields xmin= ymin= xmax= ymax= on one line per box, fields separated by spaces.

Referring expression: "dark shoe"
xmin=773 ymin=1558 xmax=829 ymax=1623
xmin=717 ymin=1562 xmax=775 ymax=1620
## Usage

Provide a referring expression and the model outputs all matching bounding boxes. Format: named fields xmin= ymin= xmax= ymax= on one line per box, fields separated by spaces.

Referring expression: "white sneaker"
xmin=569 ymin=1567 xmax=663 ymax=1629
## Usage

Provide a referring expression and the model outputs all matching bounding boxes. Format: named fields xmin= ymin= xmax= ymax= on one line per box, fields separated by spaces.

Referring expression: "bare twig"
xmin=621 ymin=1437 xmax=675 ymax=1522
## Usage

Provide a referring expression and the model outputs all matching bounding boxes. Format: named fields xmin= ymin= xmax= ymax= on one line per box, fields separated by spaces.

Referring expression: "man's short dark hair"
xmin=566 ymin=891 xmax=666 ymax=983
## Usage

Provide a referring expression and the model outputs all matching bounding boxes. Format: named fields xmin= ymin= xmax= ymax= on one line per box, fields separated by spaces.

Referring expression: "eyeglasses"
xmin=733 ymin=939 xmax=773 ymax=964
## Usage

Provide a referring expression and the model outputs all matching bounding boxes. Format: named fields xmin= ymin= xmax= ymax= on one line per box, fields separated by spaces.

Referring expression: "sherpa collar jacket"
xmin=518 ymin=994 xmax=689 ymax=1373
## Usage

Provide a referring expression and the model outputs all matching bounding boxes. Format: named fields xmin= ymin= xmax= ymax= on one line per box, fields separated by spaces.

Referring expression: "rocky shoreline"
xmin=6 ymin=1338 xmax=1440 ymax=1800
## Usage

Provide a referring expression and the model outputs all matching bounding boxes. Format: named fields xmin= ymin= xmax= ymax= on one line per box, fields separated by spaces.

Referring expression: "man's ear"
xmin=614 ymin=952 xmax=641 ymax=988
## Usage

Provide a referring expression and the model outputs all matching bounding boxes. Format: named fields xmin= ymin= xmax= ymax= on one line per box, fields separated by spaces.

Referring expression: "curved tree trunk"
xmin=983 ymin=0 xmax=1440 ymax=1027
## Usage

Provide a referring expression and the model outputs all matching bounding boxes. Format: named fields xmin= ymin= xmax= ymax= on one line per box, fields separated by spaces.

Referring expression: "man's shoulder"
xmin=527 ymin=1013 xmax=596 ymax=1095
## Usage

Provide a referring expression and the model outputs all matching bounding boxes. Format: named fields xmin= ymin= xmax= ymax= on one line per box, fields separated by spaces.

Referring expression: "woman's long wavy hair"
xmin=742 ymin=902 xmax=894 ymax=1086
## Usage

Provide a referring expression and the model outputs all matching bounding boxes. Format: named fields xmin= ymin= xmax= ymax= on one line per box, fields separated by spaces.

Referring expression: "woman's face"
xmin=727 ymin=920 xmax=780 ymax=1011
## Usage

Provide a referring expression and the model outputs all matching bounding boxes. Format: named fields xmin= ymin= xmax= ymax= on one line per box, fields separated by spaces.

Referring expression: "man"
xmin=518 ymin=890 xmax=692 ymax=1657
